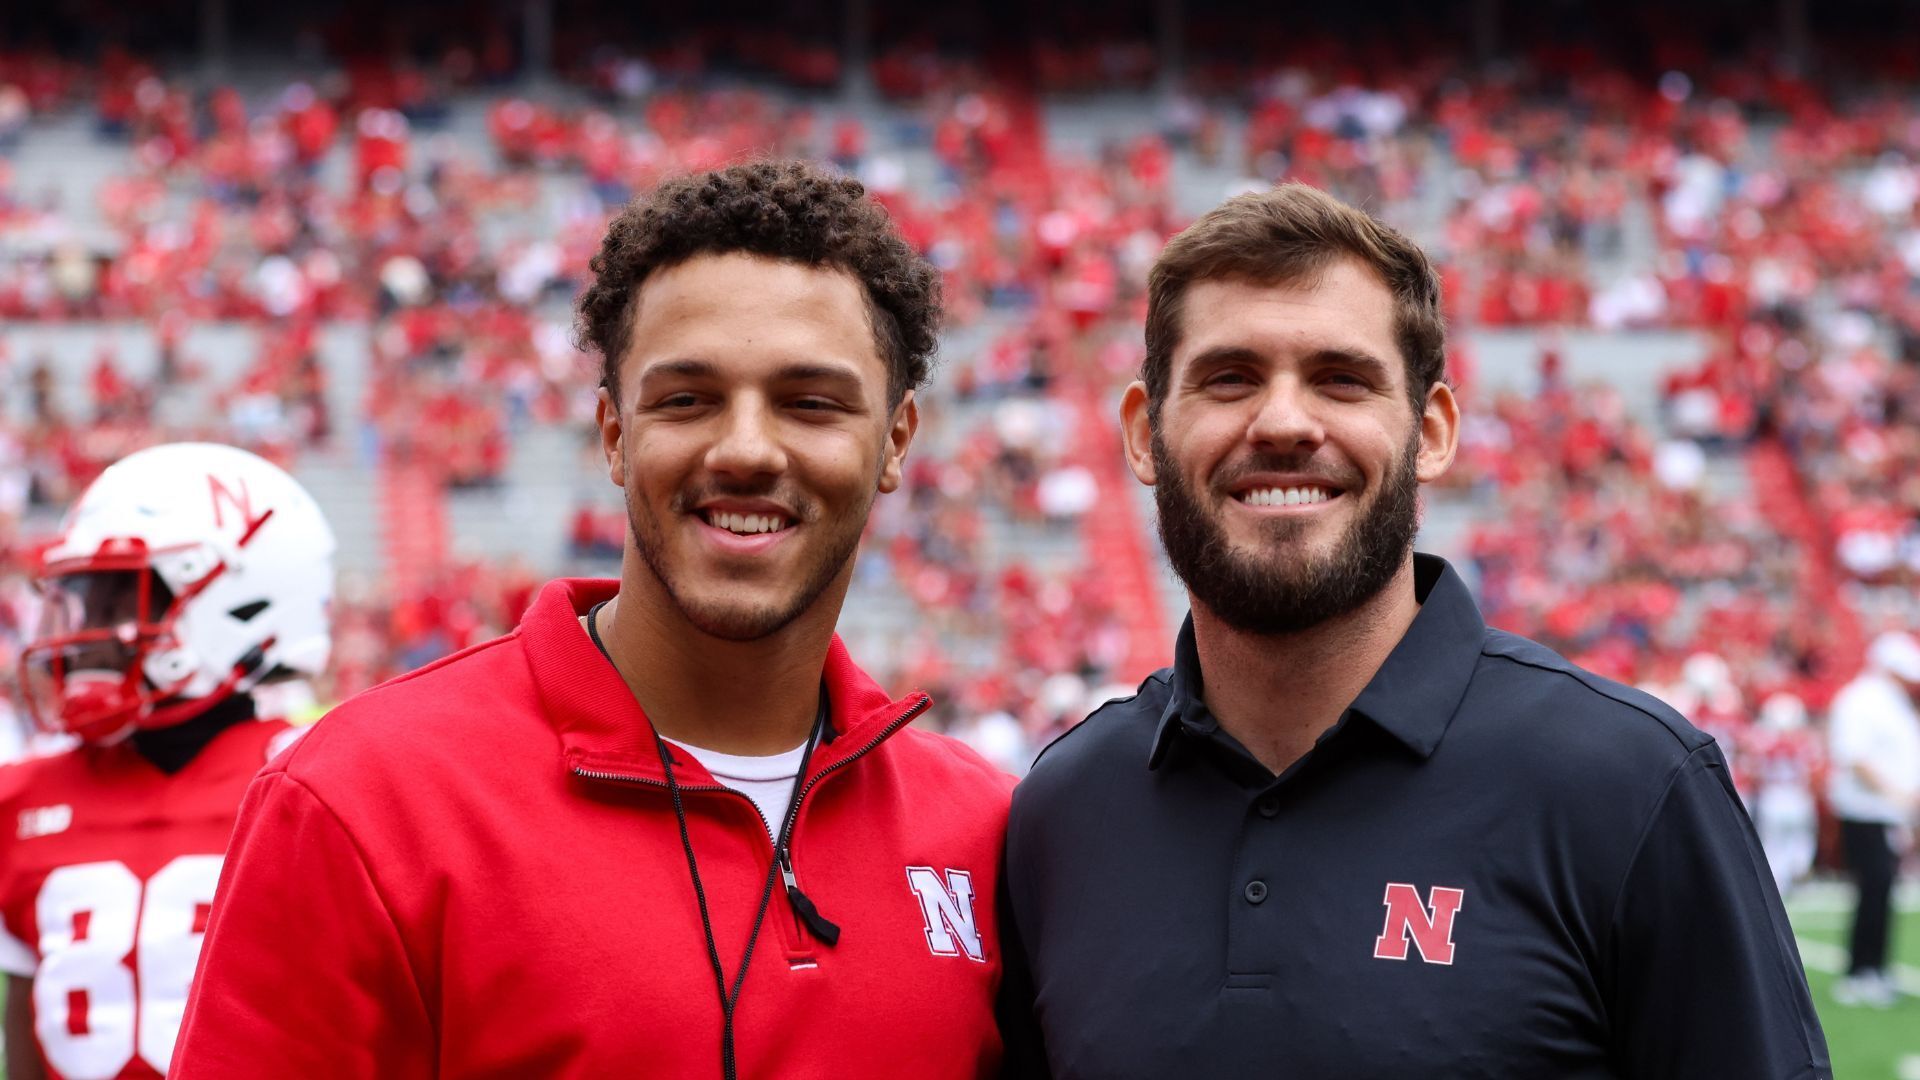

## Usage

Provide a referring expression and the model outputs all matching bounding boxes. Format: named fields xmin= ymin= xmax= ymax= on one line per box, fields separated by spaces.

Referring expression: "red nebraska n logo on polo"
xmin=1373 ymin=882 xmax=1465 ymax=965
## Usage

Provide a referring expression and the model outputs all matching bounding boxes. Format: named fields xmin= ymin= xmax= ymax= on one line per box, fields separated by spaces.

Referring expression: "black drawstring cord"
xmin=657 ymin=719 xmax=787 ymax=1080
xmin=586 ymin=599 xmax=827 ymax=1080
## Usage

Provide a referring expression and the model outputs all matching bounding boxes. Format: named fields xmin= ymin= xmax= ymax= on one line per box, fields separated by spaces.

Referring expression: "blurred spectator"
xmin=1827 ymin=632 xmax=1920 ymax=1009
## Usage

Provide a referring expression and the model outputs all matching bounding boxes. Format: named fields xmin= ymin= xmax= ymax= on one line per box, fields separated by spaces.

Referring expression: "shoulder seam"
xmin=1479 ymin=644 xmax=1695 ymax=751
xmin=1602 ymin=742 xmax=1705 ymax=947
xmin=336 ymin=632 xmax=520 ymax=706
xmin=1029 ymin=670 xmax=1170 ymax=772
xmin=256 ymin=770 xmax=438 ymax=1041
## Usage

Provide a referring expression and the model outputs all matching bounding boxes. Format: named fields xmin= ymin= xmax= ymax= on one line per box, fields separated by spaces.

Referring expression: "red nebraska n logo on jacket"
xmin=1373 ymin=883 xmax=1465 ymax=965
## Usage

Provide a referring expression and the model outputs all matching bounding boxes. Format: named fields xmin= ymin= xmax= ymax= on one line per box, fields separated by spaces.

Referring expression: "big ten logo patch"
xmin=19 ymin=805 xmax=73 ymax=840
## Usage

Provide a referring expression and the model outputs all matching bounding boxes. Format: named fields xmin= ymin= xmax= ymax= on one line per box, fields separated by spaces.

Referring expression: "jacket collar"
xmin=518 ymin=579 xmax=930 ymax=786
xmin=1149 ymin=554 xmax=1484 ymax=769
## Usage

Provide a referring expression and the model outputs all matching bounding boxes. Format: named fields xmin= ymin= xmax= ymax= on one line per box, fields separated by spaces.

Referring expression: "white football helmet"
xmin=20 ymin=443 xmax=335 ymax=743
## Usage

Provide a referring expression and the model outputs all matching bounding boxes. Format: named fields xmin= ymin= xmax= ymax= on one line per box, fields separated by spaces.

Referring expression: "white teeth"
xmin=706 ymin=511 xmax=790 ymax=535
xmin=1242 ymin=487 xmax=1333 ymax=507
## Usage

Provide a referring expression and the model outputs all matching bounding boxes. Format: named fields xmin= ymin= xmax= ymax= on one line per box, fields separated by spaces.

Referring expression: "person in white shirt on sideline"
xmin=1827 ymin=630 xmax=1920 ymax=1009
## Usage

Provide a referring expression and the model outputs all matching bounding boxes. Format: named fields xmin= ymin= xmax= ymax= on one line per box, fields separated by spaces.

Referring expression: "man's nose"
xmin=1244 ymin=377 xmax=1326 ymax=453
xmin=704 ymin=397 xmax=788 ymax=479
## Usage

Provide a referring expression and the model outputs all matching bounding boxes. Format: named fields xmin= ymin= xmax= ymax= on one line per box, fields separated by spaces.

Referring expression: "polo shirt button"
xmin=1244 ymin=879 xmax=1268 ymax=905
xmin=1255 ymin=795 xmax=1280 ymax=818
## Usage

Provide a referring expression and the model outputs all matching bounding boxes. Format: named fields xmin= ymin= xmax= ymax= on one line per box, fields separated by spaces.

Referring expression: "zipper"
xmin=574 ymin=766 xmax=817 ymax=949
xmin=772 ymin=694 xmax=930 ymax=850
xmin=775 ymin=846 xmax=807 ymax=947
xmin=572 ymin=769 xmax=725 ymax=793
xmin=570 ymin=693 xmax=930 ymax=951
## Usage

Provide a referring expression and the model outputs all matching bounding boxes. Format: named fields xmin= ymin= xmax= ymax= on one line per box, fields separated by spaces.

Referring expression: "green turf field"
xmin=1788 ymin=884 xmax=1920 ymax=1080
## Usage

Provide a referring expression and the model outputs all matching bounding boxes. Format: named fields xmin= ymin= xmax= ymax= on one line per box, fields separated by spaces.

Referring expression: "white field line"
xmin=1795 ymin=937 xmax=1920 ymax=996
xmin=1789 ymin=912 xmax=1850 ymax=932
xmin=1786 ymin=880 xmax=1920 ymax=915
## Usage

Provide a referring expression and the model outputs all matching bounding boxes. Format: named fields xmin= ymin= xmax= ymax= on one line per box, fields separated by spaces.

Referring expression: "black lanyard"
xmin=587 ymin=600 xmax=830 ymax=1080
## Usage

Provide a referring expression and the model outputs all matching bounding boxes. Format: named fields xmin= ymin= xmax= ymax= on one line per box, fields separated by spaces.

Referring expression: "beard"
xmin=1152 ymin=428 xmax=1421 ymax=636
xmin=625 ymin=474 xmax=867 ymax=642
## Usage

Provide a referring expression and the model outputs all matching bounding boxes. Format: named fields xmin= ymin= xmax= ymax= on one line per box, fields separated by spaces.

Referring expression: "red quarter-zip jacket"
xmin=171 ymin=579 xmax=1014 ymax=1079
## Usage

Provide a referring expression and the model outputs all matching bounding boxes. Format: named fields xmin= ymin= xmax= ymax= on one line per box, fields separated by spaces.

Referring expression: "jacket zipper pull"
xmin=778 ymin=848 xmax=842 ymax=946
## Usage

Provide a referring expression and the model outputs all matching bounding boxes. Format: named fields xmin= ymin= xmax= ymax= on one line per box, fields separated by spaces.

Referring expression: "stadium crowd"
xmin=0 ymin=25 xmax=1916 ymax=850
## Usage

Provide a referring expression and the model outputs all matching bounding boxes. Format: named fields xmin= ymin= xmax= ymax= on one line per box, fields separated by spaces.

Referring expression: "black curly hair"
xmin=575 ymin=159 xmax=941 ymax=407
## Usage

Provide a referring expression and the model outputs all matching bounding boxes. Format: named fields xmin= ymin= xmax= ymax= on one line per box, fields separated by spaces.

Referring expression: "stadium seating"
xmin=1 ymin=26 xmax=1915 ymax=790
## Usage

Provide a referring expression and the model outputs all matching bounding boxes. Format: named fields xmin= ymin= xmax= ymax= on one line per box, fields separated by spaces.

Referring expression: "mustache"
xmin=669 ymin=482 xmax=821 ymax=524
xmin=1210 ymin=452 xmax=1363 ymax=493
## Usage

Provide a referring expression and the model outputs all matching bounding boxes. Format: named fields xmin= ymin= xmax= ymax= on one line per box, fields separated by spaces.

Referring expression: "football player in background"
xmin=1744 ymin=692 xmax=1823 ymax=897
xmin=0 ymin=442 xmax=334 ymax=1080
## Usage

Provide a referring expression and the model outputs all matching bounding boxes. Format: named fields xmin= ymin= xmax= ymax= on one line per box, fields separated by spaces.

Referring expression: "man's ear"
xmin=877 ymin=390 xmax=919 ymax=494
xmin=1415 ymin=380 xmax=1460 ymax=484
xmin=1119 ymin=381 xmax=1158 ymax=486
xmin=596 ymin=386 xmax=625 ymax=488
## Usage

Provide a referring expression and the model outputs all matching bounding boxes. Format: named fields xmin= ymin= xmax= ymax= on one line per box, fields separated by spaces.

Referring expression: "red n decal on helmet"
xmin=208 ymin=475 xmax=255 ymax=532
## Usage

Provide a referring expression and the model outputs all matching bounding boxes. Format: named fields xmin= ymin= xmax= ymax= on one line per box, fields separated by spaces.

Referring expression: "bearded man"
xmin=998 ymin=184 xmax=1828 ymax=1079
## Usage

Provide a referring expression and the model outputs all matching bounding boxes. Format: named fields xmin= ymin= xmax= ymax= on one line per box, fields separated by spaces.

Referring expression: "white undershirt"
xmin=663 ymin=737 xmax=809 ymax=841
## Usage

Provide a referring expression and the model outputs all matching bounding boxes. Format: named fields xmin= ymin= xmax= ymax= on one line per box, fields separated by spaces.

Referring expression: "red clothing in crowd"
xmin=173 ymin=579 xmax=1014 ymax=1079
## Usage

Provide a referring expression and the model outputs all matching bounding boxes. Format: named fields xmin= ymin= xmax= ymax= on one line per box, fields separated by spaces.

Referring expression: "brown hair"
xmin=1142 ymin=182 xmax=1445 ymax=418
xmin=574 ymin=159 xmax=941 ymax=406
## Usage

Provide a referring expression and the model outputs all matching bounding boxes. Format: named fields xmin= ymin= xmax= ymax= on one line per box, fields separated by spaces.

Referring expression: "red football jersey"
xmin=0 ymin=720 xmax=299 ymax=1080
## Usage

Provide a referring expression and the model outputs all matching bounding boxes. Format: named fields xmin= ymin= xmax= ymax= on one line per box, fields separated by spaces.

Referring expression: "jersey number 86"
xmin=32 ymin=856 xmax=221 ymax=1079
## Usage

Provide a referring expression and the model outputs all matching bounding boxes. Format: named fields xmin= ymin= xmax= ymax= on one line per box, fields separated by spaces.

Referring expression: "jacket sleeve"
xmin=171 ymin=769 xmax=436 ymax=1078
xmin=1604 ymin=744 xmax=1831 ymax=1079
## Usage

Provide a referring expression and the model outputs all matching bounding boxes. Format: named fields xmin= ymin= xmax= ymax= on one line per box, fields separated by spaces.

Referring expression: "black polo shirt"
xmin=1001 ymin=555 xmax=1828 ymax=1079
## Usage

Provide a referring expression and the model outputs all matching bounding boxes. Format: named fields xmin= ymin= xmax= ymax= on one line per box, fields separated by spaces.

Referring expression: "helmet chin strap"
xmin=56 ymin=673 xmax=157 ymax=744
xmin=57 ymin=666 xmax=196 ymax=743
xmin=56 ymin=634 xmax=275 ymax=743
xmin=134 ymin=635 xmax=277 ymax=731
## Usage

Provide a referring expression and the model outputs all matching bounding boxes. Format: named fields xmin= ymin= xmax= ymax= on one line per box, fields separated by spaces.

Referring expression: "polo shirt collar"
xmin=1148 ymin=554 xmax=1484 ymax=769
xmin=1346 ymin=554 xmax=1484 ymax=756
xmin=1147 ymin=616 xmax=1214 ymax=770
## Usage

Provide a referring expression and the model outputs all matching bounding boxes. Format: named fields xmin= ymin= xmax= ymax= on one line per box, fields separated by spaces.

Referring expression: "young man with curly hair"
xmin=173 ymin=161 xmax=1014 ymax=1079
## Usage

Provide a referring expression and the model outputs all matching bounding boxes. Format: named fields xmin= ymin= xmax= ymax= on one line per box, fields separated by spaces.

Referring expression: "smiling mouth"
xmin=698 ymin=509 xmax=795 ymax=536
xmin=1234 ymin=485 xmax=1341 ymax=507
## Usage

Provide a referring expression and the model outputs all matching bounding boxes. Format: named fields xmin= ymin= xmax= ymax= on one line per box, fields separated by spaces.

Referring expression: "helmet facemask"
xmin=21 ymin=524 xmax=275 ymax=744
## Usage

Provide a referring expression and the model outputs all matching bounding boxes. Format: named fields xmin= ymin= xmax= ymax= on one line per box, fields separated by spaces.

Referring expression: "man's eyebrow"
xmin=1182 ymin=345 xmax=1395 ymax=382
xmin=635 ymin=358 xmax=720 ymax=383
xmin=1306 ymin=348 xmax=1395 ymax=382
xmin=633 ymin=358 xmax=870 ymax=390
xmin=1181 ymin=345 xmax=1266 ymax=377
xmin=770 ymin=362 xmax=867 ymax=388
